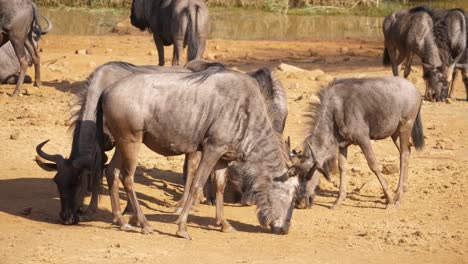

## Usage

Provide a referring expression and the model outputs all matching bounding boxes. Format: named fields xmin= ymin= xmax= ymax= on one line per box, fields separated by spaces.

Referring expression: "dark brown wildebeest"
xmin=36 ymin=65 xmax=299 ymax=239
xmin=382 ymin=6 xmax=453 ymax=102
xmin=130 ymin=0 xmax=209 ymax=66
xmin=295 ymin=77 xmax=425 ymax=209
xmin=0 ymin=0 xmax=46 ymax=96
xmin=0 ymin=16 xmax=51 ymax=85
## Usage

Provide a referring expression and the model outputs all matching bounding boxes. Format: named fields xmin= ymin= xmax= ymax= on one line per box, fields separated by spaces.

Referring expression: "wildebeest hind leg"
xmin=214 ymin=161 xmax=236 ymax=232
xmin=403 ymin=53 xmax=414 ymax=78
xmin=359 ymin=138 xmax=393 ymax=207
xmin=105 ymin=149 xmax=131 ymax=230
xmin=331 ymin=147 xmax=348 ymax=209
xmin=120 ymin=141 xmax=153 ymax=234
xmin=176 ymin=148 xmax=224 ymax=239
xmin=448 ymin=69 xmax=458 ymax=99
xmin=10 ymin=38 xmax=28 ymax=97
xmin=395 ymin=125 xmax=411 ymax=205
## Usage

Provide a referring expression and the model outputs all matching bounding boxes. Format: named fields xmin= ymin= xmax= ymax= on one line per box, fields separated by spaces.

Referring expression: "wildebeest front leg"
xmin=24 ymin=38 xmax=41 ymax=87
xmin=449 ymin=69 xmax=458 ymax=99
xmin=175 ymin=152 xmax=202 ymax=214
xmin=176 ymin=148 xmax=224 ymax=239
xmin=153 ymin=34 xmax=165 ymax=66
xmin=394 ymin=124 xmax=411 ymax=206
xmin=214 ymin=160 xmax=236 ymax=233
xmin=10 ymin=38 xmax=28 ymax=97
xmin=358 ymin=138 xmax=393 ymax=207
xmin=119 ymin=141 xmax=153 ymax=234
xmin=172 ymin=39 xmax=184 ymax=66
xmin=331 ymin=147 xmax=348 ymax=209
xmin=386 ymin=46 xmax=399 ymax=76
xmin=403 ymin=53 xmax=414 ymax=78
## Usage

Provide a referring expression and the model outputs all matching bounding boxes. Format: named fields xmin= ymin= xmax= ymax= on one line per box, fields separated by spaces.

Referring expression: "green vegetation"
xmin=35 ymin=0 xmax=468 ymax=16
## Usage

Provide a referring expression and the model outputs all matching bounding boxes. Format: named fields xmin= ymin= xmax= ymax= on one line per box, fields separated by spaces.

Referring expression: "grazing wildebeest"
xmin=0 ymin=16 xmax=51 ymax=85
xmin=130 ymin=0 xmax=209 ymax=66
xmin=295 ymin=77 xmax=425 ymax=209
xmin=37 ymin=66 xmax=299 ymax=239
xmin=383 ymin=6 xmax=450 ymax=102
xmin=0 ymin=0 xmax=46 ymax=96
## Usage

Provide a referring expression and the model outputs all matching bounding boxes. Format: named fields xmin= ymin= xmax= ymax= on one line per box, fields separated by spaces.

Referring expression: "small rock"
xmin=148 ymin=50 xmax=157 ymax=56
xmin=10 ymin=130 xmax=20 ymax=140
xmin=214 ymin=45 xmax=220 ymax=51
xmin=339 ymin=47 xmax=349 ymax=53
xmin=85 ymin=49 xmax=94 ymax=55
xmin=294 ymin=95 xmax=303 ymax=101
xmin=75 ymin=49 xmax=86 ymax=55
xmin=277 ymin=63 xmax=306 ymax=73
xmin=382 ymin=163 xmax=399 ymax=175
xmin=105 ymin=48 xmax=113 ymax=53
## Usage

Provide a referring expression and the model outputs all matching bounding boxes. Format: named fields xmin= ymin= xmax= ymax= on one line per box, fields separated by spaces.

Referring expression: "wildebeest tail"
xmin=187 ymin=5 xmax=200 ymax=62
xmin=411 ymin=102 xmax=425 ymax=150
xmin=31 ymin=2 xmax=42 ymax=36
xmin=383 ymin=47 xmax=391 ymax=66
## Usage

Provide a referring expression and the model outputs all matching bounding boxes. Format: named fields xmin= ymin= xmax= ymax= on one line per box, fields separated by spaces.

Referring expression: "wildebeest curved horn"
xmin=41 ymin=16 xmax=53 ymax=35
xmin=36 ymin=140 xmax=64 ymax=165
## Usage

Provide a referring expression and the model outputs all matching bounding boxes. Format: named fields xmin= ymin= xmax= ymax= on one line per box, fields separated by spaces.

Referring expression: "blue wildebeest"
xmin=0 ymin=0 xmax=48 ymax=96
xmin=130 ymin=0 xmax=209 ymax=66
xmin=295 ymin=77 xmax=425 ymax=209
xmin=450 ymin=12 xmax=468 ymax=101
xmin=0 ymin=16 xmax=52 ymax=85
xmin=382 ymin=6 xmax=460 ymax=102
xmin=36 ymin=64 xmax=299 ymax=239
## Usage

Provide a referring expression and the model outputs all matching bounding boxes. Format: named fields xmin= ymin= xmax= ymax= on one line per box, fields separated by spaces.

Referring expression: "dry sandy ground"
xmin=0 ymin=33 xmax=467 ymax=264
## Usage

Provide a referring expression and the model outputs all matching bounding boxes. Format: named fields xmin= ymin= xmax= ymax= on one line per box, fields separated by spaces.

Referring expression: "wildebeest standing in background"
xmin=0 ymin=16 xmax=52 ymax=85
xmin=383 ymin=7 xmax=448 ymax=101
xmin=296 ymin=77 xmax=425 ymax=209
xmin=0 ymin=0 xmax=45 ymax=96
xmin=37 ymin=66 xmax=299 ymax=239
xmin=450 ymin=12 xmax=468 ymax=101
xmin=429 ymin=8 xmax=466 ymax=100
xmin=130 ymin=0 xmax=209 ymax=66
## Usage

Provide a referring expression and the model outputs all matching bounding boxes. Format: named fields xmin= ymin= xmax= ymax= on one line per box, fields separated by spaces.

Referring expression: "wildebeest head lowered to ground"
xmin=36 ymin=62 xmax=300 ymax=238
xmin=130 ymin=0 xmax=209 ymax=66
xmin=0 ymin=0 xmax=49 ymax=96
xmin=295 ymin=77 xmax=425 ymax=209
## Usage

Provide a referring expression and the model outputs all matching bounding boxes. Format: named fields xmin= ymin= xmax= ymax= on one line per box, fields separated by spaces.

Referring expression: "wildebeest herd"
xmin=1 ymin=0 xmax=466 ymax=239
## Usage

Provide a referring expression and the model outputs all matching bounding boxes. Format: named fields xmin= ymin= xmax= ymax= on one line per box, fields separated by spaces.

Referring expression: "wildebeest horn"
xmin=41 ymin=16 xmax=53 ymax=35
xmin=36 ymin=140 xmax=64 ymax=165
xmin=456 ymin=63 xmax=468 ymax=70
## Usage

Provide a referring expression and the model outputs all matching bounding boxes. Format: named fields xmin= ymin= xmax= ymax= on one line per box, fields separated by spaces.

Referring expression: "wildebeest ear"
xmin=35 ymin=157 xmax=58 ymax=172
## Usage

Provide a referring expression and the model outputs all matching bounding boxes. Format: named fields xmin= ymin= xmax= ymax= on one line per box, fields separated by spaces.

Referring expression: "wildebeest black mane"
xmin=409 ymin=5 xmax=433 ymax=16
xmin=183 ymin=64 xmax=226 ymax=85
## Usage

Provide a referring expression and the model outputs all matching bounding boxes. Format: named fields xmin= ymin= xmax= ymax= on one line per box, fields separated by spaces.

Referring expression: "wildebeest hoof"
xmin=141 ymin=226 xmax=154 ymax=234
xmin=222 ymin=224 xmax=237 ymax=233
xmin=129 ymin=215 xmax=141 ymax=227
xmin=203 ymin=199 xmax=215 ymax=206
xmin=34 ymin=82 xmax=41 ymax=87
xmin=176 ymin=230 xmax=192 ymax=240
xmin=330 ymin=203 xmax=341 ymax=210
xmin=120 ymin=223 xmax=132 ymax=231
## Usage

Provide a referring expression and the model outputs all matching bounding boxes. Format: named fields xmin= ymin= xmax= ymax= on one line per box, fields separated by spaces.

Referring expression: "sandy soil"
xmin=0 ymin=33 xmax=467 ymax=264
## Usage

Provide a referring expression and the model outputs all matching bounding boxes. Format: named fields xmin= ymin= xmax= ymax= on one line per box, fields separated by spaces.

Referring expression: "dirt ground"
xmin=0 ymin=32 xmax=467 ymax=264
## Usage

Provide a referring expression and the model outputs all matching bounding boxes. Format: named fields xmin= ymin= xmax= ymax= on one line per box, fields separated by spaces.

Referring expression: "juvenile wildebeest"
xmin=0 ymin=0 xmax=46 ymax=96
xmin=295 ymin=77 xmax=425 ymax=209
xmin=130 ymin=0 xmax=209 ymax=66
xmin=383 ymin=6 xmax=450 ymax=102
xmin=0 ymin=16 xmax=52 ymax=85
xmin=37 ymin=66 xmax=299 ymax=239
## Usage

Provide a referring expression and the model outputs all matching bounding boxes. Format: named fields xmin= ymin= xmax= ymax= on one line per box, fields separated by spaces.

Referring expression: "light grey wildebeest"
xmin=295 ymin=77 xmax=425 ymax=209
xmin=0 ymin=0 xmax=46 ymax=96
xmin=0 ymin=16 xmax=52 ymax=85
xmin=382 ymin=6 xmax=457 ymax=102
xmin=130 ymin=0 xmax=209 ymax=66
xmin=36 ymin=65 xmax=299 ymax=239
